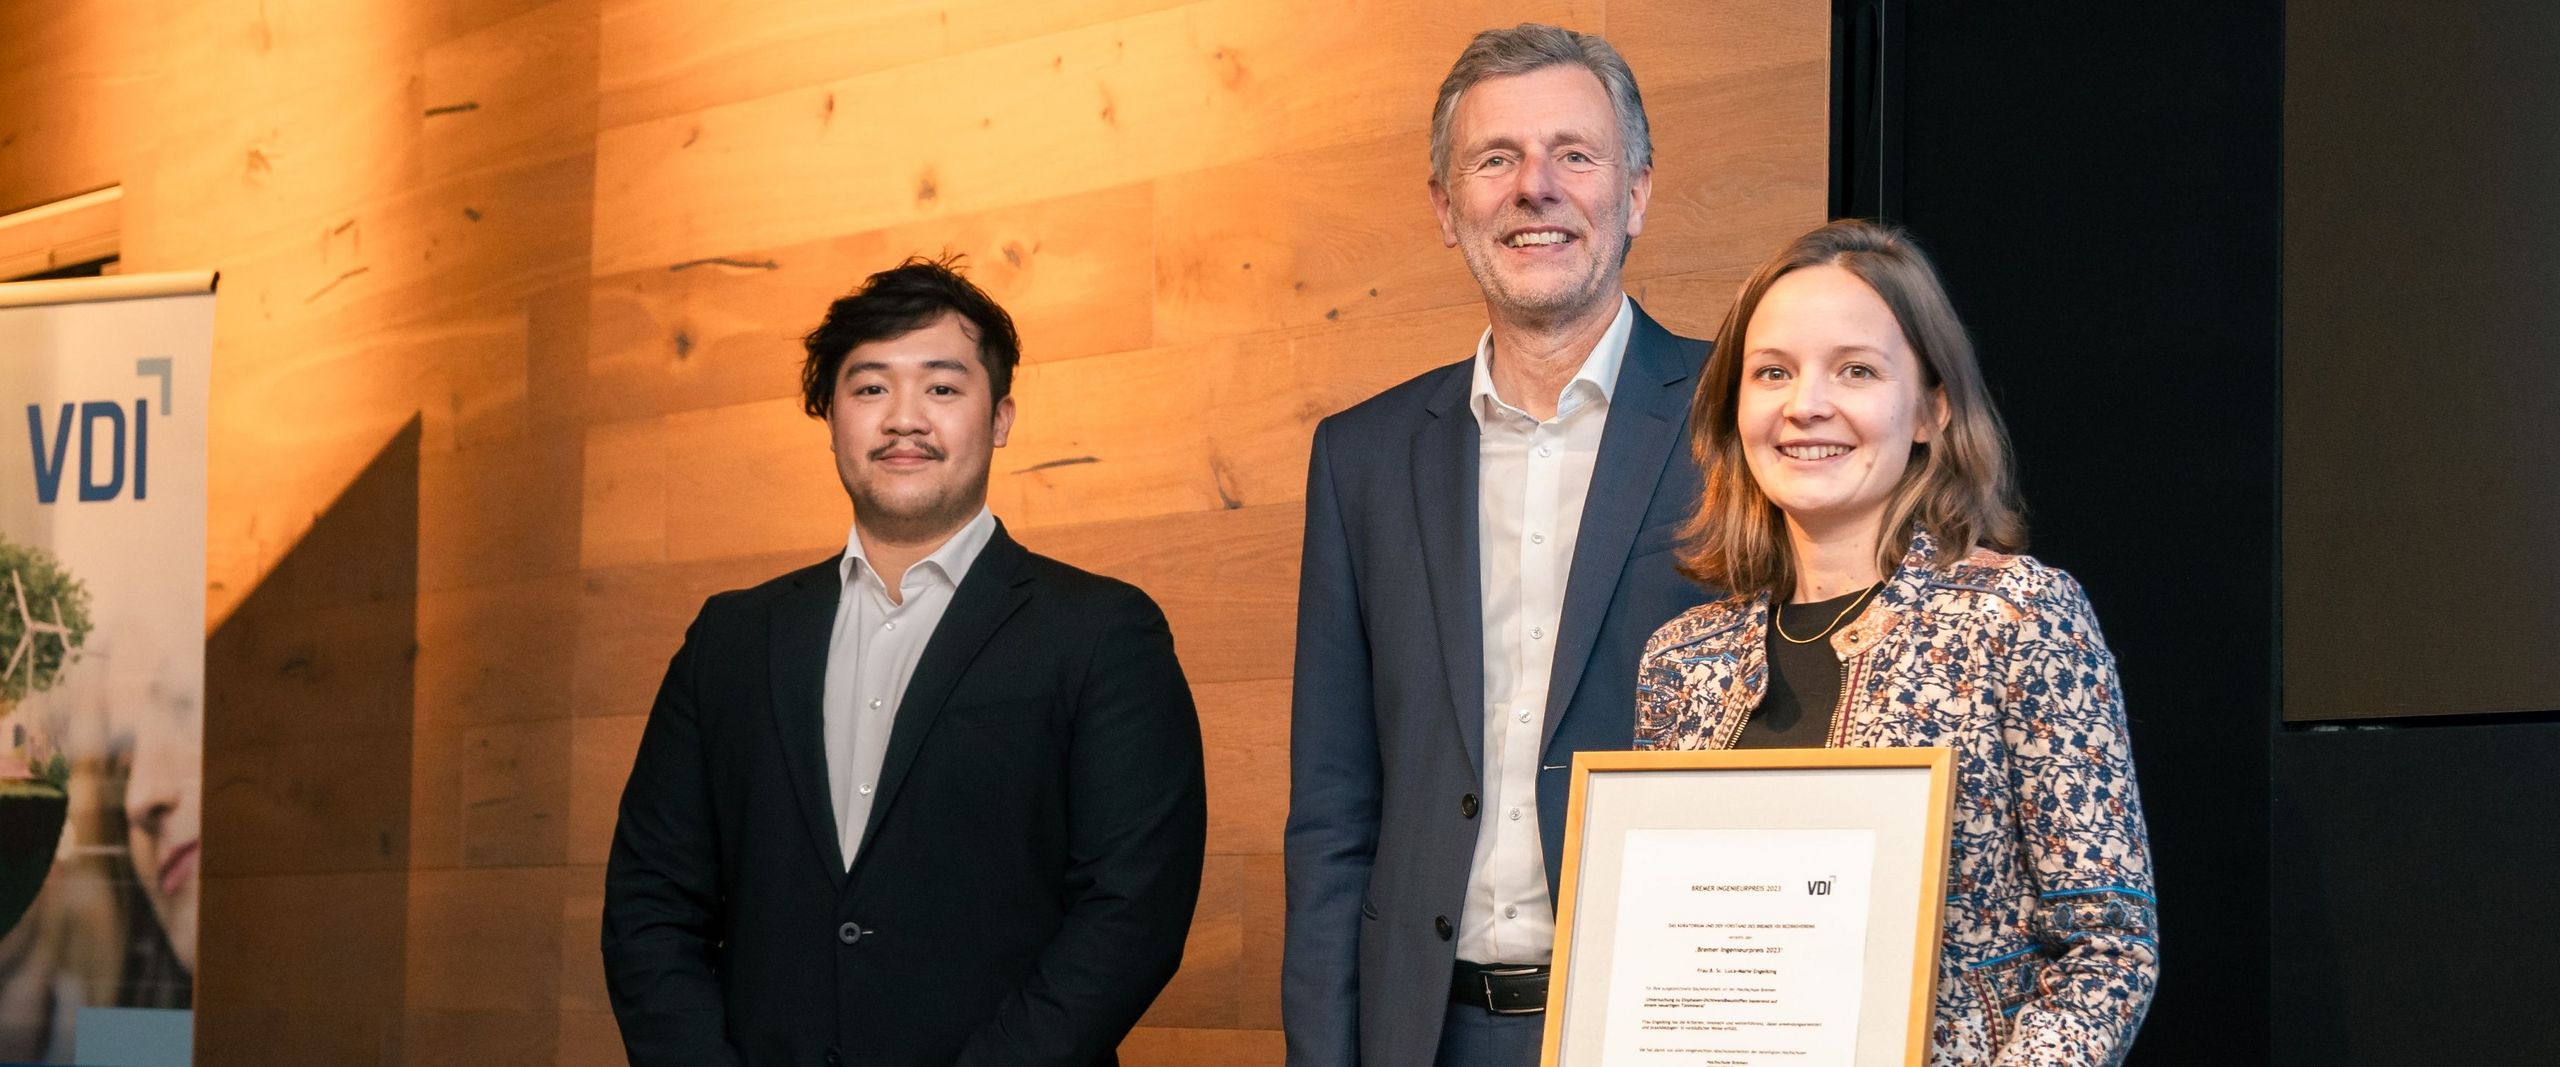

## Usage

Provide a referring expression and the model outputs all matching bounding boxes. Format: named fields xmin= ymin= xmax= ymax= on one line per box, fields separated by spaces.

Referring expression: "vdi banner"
xmin=0 ymin=272 xmax=211 ymax=1066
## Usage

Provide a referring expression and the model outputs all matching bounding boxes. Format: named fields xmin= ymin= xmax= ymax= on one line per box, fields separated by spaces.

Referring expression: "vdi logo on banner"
xmin=26 ymin=358 xmax=171 ymax=504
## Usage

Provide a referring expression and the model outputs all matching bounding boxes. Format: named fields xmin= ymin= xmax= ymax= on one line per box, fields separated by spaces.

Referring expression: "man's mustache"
xmin=869 ymin=442 xmax=946 ymax=461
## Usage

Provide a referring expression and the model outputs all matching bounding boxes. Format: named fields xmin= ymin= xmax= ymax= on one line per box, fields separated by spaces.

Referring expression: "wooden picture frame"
xmin=1541 ymin=748 xmax=1957 ymax=1066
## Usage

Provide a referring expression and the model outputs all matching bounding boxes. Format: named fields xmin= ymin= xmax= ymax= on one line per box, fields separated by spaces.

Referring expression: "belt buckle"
xmin=1481 ymin=965 xmax=1546 ymax=1016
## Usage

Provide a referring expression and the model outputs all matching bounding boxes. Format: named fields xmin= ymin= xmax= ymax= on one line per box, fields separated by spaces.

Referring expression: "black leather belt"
xmin=1450 ymin=960 xmax=1550 ymax=1015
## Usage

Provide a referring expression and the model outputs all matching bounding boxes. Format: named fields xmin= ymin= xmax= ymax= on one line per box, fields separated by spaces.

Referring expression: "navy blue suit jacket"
xmin=1281 ymin=304 xmax=1713 ymax=1065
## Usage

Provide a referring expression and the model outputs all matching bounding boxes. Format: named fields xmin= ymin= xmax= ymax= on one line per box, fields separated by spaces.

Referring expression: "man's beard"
xmin=850 ymin=465 xmax=990 ymax=544
xmin=1457 ymin=221 xmax=1627 ymax=325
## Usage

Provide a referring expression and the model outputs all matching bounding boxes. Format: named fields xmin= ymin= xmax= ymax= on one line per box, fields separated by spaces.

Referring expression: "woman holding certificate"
xmin=1634 ymin=220 xmax=2158 ymax=1064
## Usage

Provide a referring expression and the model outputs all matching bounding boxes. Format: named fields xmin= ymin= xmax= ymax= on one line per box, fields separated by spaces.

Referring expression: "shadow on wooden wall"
xmin=201 ymin=417 xmax=418 ymax=1062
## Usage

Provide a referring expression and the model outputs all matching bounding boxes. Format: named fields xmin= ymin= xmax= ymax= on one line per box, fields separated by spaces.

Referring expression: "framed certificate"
xmin=1541 ymin=748 xmax=1956 ymax=1067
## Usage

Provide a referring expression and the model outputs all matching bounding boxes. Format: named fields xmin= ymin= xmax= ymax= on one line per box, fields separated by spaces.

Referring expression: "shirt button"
xmin=1530 ymin=532 xmax=1546 ymax=545
xmin=1505 ymin=905 xmax=1519 ymax=919
xmin=869 ymin=698 xmax=883 ymax=709
xmin=857 ymin=783 xmax=873 ymax=796
xmin=1530 ymin=627 xmax=1545 ymax=640
xmin=1509 ymin=807 xmax=1523 ymax=821
xmin=1536 ymin=445 xmax=1553 ymax=458
xmin=837 ymin=921 xmax=864 ymax=945
xmin=883 ymin=621 xmax=897 ymax=631
xmin=1517 ymin=708 xmax=1533 ymax=723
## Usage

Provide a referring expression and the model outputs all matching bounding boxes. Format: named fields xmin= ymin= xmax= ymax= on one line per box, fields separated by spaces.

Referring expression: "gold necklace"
xmin=1773 ymin=582 xmax=1881 ymax=645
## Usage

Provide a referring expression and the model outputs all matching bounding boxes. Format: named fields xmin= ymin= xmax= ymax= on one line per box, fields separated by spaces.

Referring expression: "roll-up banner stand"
xmin=0 ymin=271 xmax=213 ymax=1066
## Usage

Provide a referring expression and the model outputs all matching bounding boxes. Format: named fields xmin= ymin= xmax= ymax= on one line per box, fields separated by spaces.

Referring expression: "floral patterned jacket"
xmin=1634 ymin=532 xmax=2158 ymax=1066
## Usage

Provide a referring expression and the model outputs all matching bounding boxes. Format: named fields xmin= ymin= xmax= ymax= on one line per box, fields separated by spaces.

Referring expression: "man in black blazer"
xmin=1282 ymin=26 xmax=1713 ymax=1066
xmin=604 ymin=258 xmax=1206 ymax=1066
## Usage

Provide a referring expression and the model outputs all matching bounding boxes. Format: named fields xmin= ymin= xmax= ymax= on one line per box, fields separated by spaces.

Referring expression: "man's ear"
xmin=1624 ymin=164 xmax=1653 ymax=239
xmin=1429 ymin=175 xmax=1459 ymax=248
xmin=991 ymin=394 xmax=1016 ymax=448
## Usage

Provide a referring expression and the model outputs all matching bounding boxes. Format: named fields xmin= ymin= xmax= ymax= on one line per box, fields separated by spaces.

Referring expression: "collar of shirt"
xmin=838 ymin=506 xmax=999 ymax=599
xmin=1467 ymin=294 xmax=1636 ymax=427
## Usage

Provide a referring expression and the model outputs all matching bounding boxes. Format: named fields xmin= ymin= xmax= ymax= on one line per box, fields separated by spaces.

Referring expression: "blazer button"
xmin=837 ymin=921 xmax=864 ymax=945
xmin=1434 ymin=916 xmax=1454 ymax=941
xmin=825 ymin=1052 xmax=843 ymax=1067
xmin=1460 ymin=793 xmax=1479 ymax=819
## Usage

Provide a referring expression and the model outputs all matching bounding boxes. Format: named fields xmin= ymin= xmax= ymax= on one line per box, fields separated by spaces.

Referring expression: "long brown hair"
xmin=1675 ymin=219 xmax=2025 ymax=596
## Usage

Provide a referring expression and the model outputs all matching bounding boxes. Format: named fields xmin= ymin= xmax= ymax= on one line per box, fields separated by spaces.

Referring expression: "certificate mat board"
xmin=1543 ymin=749 xmax=1954 ymax=1067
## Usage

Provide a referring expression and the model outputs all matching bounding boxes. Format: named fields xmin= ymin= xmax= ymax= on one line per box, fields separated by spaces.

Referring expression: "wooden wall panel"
xmin=192 ymin=871 xmax=408 ymax=1062
xmin=569 ymin=549 xmax=825 ymax=712
xmin=554 ymin=879 xmax=618 ymax=1067
xmin=403 ymin=865 xmax=575 ymax=1063
xmin=1611 ymin=0 xmax=1832 ymax=88
xmin=1239 ymin=852 xmax=1286 ymax=1030
xmin=0 ymin=1 xmax=1821 ymax=1062
xmin=422 ymin=1 xmax=603 ymax=177
xmin=592 ymin=0 xmax=1604 ymax=276
xmin=0 ymin=4 xmax=147 ymax=215
xmin=600 ymin=0 xmax=1195 ymax=129
xmin=415 ymin=574 xmax=584 ymax=731
xmin=1140 ymin=854 xmax=1247 ymax=1028
xmin=1195 ymin=679 xmax=1291 ymax=856
xmin=412 ymin=725 xmax=472 ymax=873
xmin=566 ymin=716 xmax=645 ymax=867
xmin=585 ymin=182 xmax=1156 ymax=426
xmin=1013 ymin=504 xmax=1303 ymax=686
xmin=1150 ymin=136 xmax=1460 ymax=343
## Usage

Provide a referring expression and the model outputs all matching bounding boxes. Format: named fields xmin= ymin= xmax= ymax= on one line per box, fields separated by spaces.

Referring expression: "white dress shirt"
xmin=1459 ymin=296 xmax=1635 ymax=964
xmin=823 ymin=506 xmax=999 ymax=869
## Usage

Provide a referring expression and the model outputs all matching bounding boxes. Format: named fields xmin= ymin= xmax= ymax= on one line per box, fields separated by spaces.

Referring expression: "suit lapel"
xmin=1541 ymin=308 xmax=1697 ymax=754
xmin=768 ymin=558 xmax=851 ymax=888
xmin=1411 ymin=366 xmax=1487 ymax=779
xmin=850 ymin=525 xmax=1035 ymax=870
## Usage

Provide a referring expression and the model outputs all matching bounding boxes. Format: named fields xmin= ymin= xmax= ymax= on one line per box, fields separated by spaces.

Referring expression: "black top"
xmin=1737 ymin=585 xmax=1880 ymax=749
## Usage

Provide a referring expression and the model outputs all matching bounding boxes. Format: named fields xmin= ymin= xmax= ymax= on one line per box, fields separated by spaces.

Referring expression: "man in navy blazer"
xmin=1282 ymin=25 xmax=1713 ymax=1067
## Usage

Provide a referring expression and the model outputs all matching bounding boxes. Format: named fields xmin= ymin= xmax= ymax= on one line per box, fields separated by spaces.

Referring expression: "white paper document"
xmin=1598 ymin=828 xmax=1879 ymax=1065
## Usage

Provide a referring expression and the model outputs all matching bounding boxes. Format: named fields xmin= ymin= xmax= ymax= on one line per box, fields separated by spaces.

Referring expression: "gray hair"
xmin=1428 ymin=24 xmax=1653 ymax=182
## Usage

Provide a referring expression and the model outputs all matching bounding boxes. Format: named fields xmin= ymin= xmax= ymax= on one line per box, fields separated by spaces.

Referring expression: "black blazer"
xmin=604 ymin=524 xmax=1207 ymax=1067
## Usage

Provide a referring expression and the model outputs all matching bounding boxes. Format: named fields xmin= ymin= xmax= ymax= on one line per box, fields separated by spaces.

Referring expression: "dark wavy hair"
xmin=799 ymin=255 xmax=1022 ymax=418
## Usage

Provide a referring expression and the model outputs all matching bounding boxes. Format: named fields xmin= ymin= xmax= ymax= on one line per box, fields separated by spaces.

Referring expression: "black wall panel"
xmin=2272 ymin=725 xmax=2560 ymax=1065
xmin=2282 ymin=2 xmax=2560 ymax=723
xmin=1861 ymin=3 xmax=2283 ymax=1062
xmin=1844 ymin=2 xmax=2560 ymax=1060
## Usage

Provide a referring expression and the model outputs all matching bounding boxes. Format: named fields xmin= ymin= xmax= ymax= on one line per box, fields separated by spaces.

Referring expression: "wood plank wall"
xmin=0 ymin=1 xmax=1822 ymax=1062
